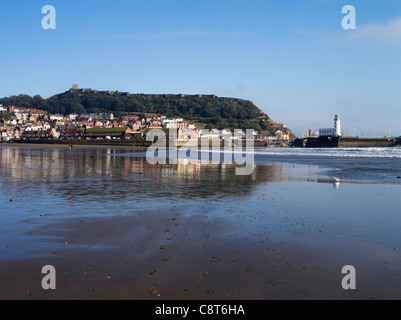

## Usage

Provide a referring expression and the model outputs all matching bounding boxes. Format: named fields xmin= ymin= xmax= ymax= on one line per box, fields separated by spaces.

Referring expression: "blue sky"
xmin=0 ymin=0 xmax=400 ymax=136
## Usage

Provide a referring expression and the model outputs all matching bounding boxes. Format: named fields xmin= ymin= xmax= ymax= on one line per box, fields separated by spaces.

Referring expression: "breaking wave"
xmin=250 ymin=147 xmax=401 ymax=159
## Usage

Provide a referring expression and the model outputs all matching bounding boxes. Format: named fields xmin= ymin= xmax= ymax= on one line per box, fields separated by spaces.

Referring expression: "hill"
xmin=0 ymin=88 xmax=294 ymax=136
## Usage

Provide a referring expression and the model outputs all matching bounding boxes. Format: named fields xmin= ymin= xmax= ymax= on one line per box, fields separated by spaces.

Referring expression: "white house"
xmin=49 ymin=114 xmax=65 ymax=122
xmin=162 ymin=119 xmax=183 ymax=125
xmin=25 ymin=122 xmax=44 ymax=132
xmin=67 ymin=113 xmax=79 ymax=120
xmin=318 ymin=128 xmax=335 ymax=137
xmin=200 ymin=129 xmax=221 ymax=139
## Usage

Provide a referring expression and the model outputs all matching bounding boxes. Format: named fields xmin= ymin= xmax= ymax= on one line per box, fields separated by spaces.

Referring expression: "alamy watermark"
xmin=39 ymin=264 xmax=357 ymax=292
xmin=145 ymin=128 xmax=255 ymax=176
xmin=341 ymin=265 xmax=356 ymax=290
xmin=41 ymin=5 xmax=56 ymax=30
xmin=40 ymin=4 xmax=356 ymax=31
xmin=41 ymin=265 xmax=56 ymax=290
xmin=342 ymin=5 xmax=356 ymax=30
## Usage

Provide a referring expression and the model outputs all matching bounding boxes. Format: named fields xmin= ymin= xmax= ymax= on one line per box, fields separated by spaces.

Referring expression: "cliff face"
xmin=0 ymin=89 xmax=294 ymax=135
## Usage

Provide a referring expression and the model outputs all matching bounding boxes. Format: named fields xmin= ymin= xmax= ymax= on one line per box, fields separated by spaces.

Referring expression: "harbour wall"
xmin=292 ymin=137 xmax=339 ymax=148
xmin=292 ymin=136 xmax=398 ymax=148
xmin=338 ymin=137 xmax=396 ymax=148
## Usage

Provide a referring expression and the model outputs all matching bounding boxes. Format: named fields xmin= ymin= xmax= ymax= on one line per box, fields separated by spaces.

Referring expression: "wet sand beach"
xmin=1 ymin=145 xmax=401 ymax=300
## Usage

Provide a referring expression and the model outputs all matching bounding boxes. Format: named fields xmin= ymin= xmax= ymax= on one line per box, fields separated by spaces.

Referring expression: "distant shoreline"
xmin=0 ymin=139 xmax=152 ymax=148
xmin=0 ymin=142 xmax=149 ymax=150
xmin=0 ymin=139 xmax=270 ymax=148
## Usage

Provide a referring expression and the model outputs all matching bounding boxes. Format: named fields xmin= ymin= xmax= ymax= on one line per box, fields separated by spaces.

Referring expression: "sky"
xmin=0 ymin=0 xmax=400 ymax=136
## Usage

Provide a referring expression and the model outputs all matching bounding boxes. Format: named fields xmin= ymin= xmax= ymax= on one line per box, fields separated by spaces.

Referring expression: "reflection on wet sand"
xmin=0 ymin=146 xmax=295 ymax=205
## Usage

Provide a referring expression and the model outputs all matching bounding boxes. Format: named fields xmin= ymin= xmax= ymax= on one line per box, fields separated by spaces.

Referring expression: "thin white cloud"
xmin=303 ymin=17 xmax=401 ymax=46
xmin=318 ymin=17 xmax=401 ymax=46
xmin=345 ymin=17 xmax=401 ymax=45
xmin=294 ymin=27 xmax=312 ymax=36
xmin=294 ymin=27 xmax=325 ymax=37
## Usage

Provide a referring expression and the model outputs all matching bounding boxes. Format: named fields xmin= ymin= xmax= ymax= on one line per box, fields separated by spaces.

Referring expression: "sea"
xmin=135 ymin=146 xmax=401 ymax=184
xmin=252 ymin=147 xmax=401 ymax=184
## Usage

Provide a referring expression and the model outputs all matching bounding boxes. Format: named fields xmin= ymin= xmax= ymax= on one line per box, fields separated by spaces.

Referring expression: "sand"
xmin=1 ymin=207 xmax=399 ymax=300
xmin=1 ymin=145 xmax=401 ymax=300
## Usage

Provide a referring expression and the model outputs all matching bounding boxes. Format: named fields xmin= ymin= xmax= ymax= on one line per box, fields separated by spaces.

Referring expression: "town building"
xmin=178 ymin=128 xmax=201 ymax=139
xmin=1 ymin=125 xmax=22 ymax=141
xmin=21 ymin=129 xmax=51 ymax=140
xmin=67 ymin=113 xmax=79 ymax=120
xmin=162 ymin=118 xmax=188 ymax=129
xmin=305 ymin=129 xmax=319 ymax=137
xmin=49 ymin=114 xmax=65 ymax=122
xmin=200 ymin=129 xmax=221 ymax=139
xmin=255 ymin=130 xmax=290 ymax=144
xmin=60 ymin=129 xmax=85 ymax=140
xmin=123 ymin=115 xmax=140 ymax=122
xmin=275 ymin=130 xmax=290 ymax=142
xmin=255 ymin=131 xmax=271 ymax=140
xmin=85 ymin=127 xmax=133 ymax=139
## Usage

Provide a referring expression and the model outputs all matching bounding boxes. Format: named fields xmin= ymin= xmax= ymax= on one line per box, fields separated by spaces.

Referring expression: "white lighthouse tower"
xmin=334 ymin=114 xmax=342 ymax=137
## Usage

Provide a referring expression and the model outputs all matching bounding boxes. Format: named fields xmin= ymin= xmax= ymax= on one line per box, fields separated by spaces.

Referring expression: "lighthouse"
xmin=334 ymin=114 xmax=342 ymax=137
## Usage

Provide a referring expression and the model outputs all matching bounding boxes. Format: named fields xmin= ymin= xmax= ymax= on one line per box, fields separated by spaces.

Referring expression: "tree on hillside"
xmin=0 ymin=90 xmax=294 ymax=135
